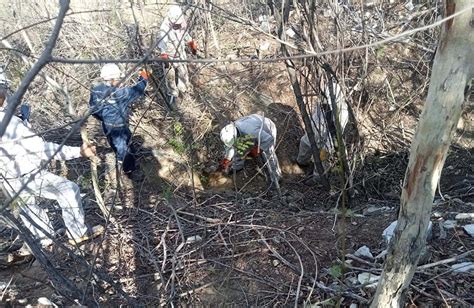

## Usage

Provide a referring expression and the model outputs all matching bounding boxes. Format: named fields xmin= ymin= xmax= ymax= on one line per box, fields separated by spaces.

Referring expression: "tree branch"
xmin=0 ymin=0 xmax=70 ymax=137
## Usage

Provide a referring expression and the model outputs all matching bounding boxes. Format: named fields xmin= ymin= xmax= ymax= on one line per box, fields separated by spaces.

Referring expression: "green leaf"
xmin=329 ymin=264 xmax=342 ymax=278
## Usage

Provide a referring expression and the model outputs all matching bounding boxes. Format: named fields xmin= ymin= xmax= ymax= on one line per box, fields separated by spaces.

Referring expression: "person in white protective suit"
xmin=219 ymin=114 xmax=281 ymax=185
xmin=297 ymin=82 xmax=349 ymax=167
xmin=157 ymin=5 xmax=198 ymax=103
xmin=0 ymin=88 xmax=103 ymax=250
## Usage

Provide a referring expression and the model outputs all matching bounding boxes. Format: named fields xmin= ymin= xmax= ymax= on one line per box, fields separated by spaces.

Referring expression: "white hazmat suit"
xmin=297 ymin=82 xmax=349 ymax=165
xmin=223 ymin=114 xmax=281 ymax=184
xmin=157 ymin=7 xmax=193 ymax=98
xmin=0 ymin=111 xmax=88 ymax=245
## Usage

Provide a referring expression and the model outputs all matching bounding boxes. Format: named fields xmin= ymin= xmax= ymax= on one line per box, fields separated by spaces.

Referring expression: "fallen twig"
xmin=417 ymin=250 xmax=473 ymax=271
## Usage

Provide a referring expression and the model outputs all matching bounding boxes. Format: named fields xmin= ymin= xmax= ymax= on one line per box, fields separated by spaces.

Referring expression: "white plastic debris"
xmin=349 ymin=304 xmax=358 ymax=308
xmin=463 ymin=224 xmax=474 ymax=237
xmin=404 ymin=1 xmax=414 ymax=11
xmin=354 ymin=245 xmax=374 ymax=259
xmin=37 ymin=297 xmax=55 ymax=306
xmin=456 ymin=213 xmax=474 ymax=220
xmin=383 ymin=220 xmax=432 ymax=245
xmin=0 ymin=282 xmax=7 ymax=291
xmin=357 ymin=272 xmax=380 ymax=289
xmin=259 ymin=41 xmax=271 ymax=51
xmin=260 ymin=21 xmax=272 ymax=32
xmin=382 ymin=221 xmax=398 ymax=244
xmin=451 ymin=262 xmax=474 ymax=273
xmin=285 ymin=28 xmax=296 ymax=38
xmin=443 ymin=220 xmax=457 ymax=229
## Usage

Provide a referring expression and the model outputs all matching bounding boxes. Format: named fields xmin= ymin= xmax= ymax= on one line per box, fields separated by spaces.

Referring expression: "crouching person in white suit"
xmin=297 ymin=82 xmax=349 ymax=168
xmin=219 ymin=114 xmax=281 ymax=186
xmin=0 ymin=107 xmax=103 ymax=250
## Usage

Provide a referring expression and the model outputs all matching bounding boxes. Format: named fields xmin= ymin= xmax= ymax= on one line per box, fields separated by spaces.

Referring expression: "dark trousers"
xmin=102 ymin=123 xmax=136 ymax=173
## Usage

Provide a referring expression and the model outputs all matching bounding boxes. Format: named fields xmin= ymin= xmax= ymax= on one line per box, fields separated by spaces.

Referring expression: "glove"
xmin=80 ymin=143 xmax=97 ymax=158
xmin=218 ymin=159 xmax=232 ymax=173
xmin=187 ymin=40 xmax=198 ymax=55
xmin=139 ymin=69 xmax=151 ymax=80
xmin=161 ymin=53 xmax=169 ymax=60
xmin=319 ymin=149 xmax=329 ymax=162
xmin=248 ymin=145 xmax=261 ymax=158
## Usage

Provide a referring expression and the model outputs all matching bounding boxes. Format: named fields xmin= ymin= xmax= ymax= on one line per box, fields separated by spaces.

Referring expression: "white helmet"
xmin=168 ymin=5 xmax=183 ymax=23
xmin=220 ymin=123 xmax=238 ymax=147
xmin=100 ymin=63 xmax=122 ymax=81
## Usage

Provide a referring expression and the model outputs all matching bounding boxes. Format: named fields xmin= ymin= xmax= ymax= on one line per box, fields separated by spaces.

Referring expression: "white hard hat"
xmin=100 ymin=63 xmax=122 ymax=81
xmin=168 ymin=5 xmax=183 ymax=23
xmin=220 ymin=123 xmax=238 ymax=147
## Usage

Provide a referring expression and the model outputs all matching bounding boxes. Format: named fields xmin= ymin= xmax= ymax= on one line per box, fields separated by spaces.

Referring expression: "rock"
xmin=443 ymin=220 xmax=457 ymax=229
xmin=463 ymin=224 xmax=474 ymax=237
xmin=354 ymin=245 xmax=374 ymax=259
xmin=357 ymin=272 xmax=380 ymax=289
xmin=297 ymin=226 xmax=305 ymax=235
xmin=383 ymin=220 xmax=432 ymax=245
xmin=272 ymin=235 xmax=281 ymax=244
xmin=185 ymin=235 xmax=202 ymax=244
xmin=455 ymin=213 xmax=474 ymax=220
xmin=18 ymin=299 xmax=28 ymax=304
xmin=272 ymin=259 xmax=280 ymax=267
xmin=347 ymin=276 xmax=358 ymax=285
xmin=451 ymin=262 xmax=474 ymax=273
xmin=0 ymin=281 xmax=6 ymax=291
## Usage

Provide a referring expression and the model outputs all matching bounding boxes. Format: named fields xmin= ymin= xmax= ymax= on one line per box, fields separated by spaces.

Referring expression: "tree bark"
xmin=371 ymin=1 xmax=473 ymax=306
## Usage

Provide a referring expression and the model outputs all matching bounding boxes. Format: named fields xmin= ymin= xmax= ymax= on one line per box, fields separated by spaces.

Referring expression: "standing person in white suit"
xmin=297 ymin=82 xmax=349 ymax=167
xmin=157 ymin=5 xmax=198 ymax=105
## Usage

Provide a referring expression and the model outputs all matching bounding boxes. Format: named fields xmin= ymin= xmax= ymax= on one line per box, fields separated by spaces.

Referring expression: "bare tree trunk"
xmin=371 ymin=1 xmax=473 ymax=306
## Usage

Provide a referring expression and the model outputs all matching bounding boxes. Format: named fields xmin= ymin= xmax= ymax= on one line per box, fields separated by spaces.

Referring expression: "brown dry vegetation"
xmin=0 ymin=0 xmax=472 ymax=306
